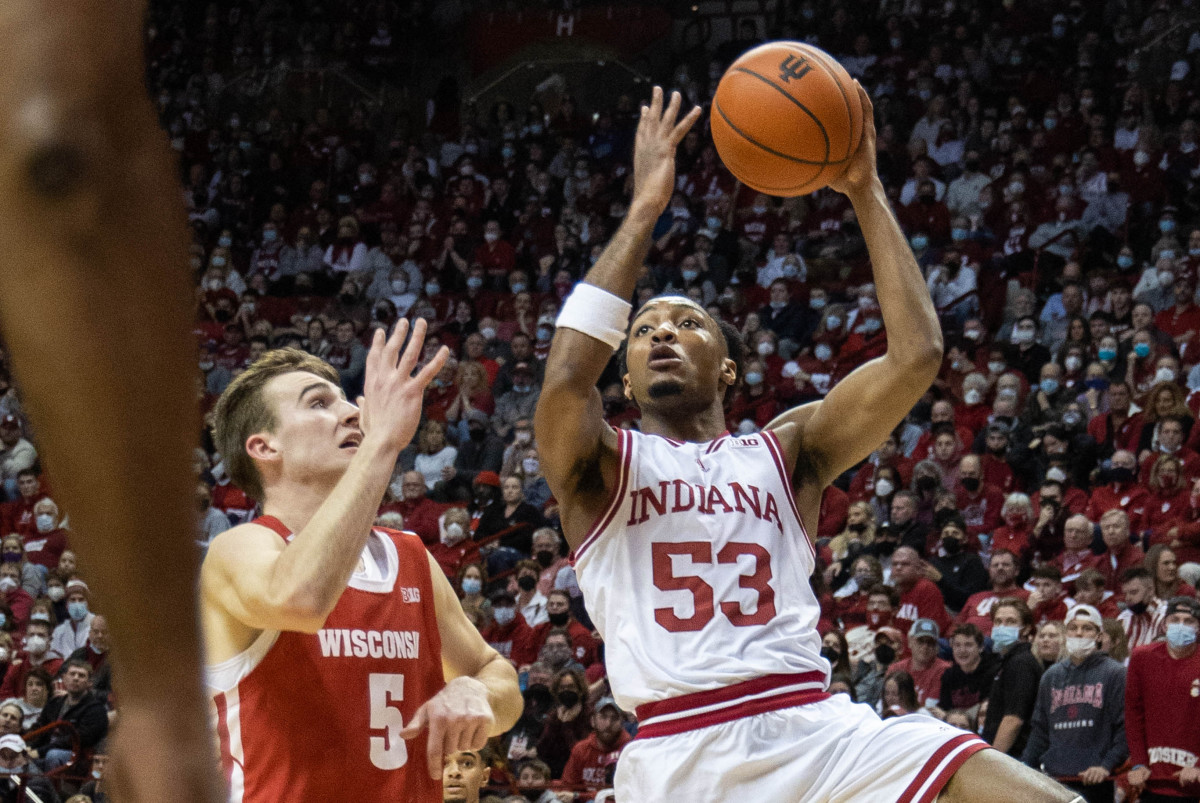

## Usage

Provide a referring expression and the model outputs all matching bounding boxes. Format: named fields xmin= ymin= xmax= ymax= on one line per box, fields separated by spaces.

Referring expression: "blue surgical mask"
xmin=467 ymin=276 xmax=484 ymax=290
xmin=67 ymin=601 xmax=88 ymax=622
xmin=493 ymin=606 xmax=516 ymax=626
xmin=1040 ymin=378 xmax=1060 ymax=395
xmin=706 ymin=216 xmax=722 ymax=230
xmin=461 ymin=578 xmax=482 ymax=595
xmin=511 ymin=282 xmax=527 ymax=294
xmin=745 ymin=371 xmax=764 ymax=386
xmin=1117 ymin=254 xmax=1135 ymax=269
xmin=682 ymin=269 xmax=699 ymax=283
xmin=951 ymin=227 xmax=968 ymax=241
xmin=864 ymin=318 xmax=882 ymax=334
xmin=1098 ymin=347 xmax=1117 ymax=362
xmin=911 ymin=235 xmax=929 ymax=250
xmin=1160 ymin=219 xmax=1177 ymax=234
xmin=1134 ymin=342 xmax=1151 ymax=358
xmin=425 ymin=282 xmax=440 ymax=296
xmin=1166 ymin=622 xmax=1197 ymax=648
xmin=262 ymin=229 xmax=277 ymax=243
xmin=810 ymin=297 xmax=826 ymax=310
xmin=990 ymin=624 xmax=1021 ymax=651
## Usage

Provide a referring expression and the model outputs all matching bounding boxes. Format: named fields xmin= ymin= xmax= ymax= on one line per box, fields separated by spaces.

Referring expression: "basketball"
xmin=712 ymin=41 xmax=864 ymax=197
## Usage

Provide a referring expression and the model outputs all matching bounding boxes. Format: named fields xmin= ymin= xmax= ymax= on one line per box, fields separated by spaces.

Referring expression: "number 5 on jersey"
xmin=369 ymin=673 xmax=408 ymax=770
xmin=652 ymin=541 xmax=776 ymax=632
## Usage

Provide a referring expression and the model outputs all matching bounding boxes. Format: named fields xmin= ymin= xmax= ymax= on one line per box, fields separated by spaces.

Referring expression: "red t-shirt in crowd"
xmin=956 ymin=588 xmax=1030 ymax=637
xmin=21 ymin=529 xmax=67 ymax=570
xmin=889 ymin=656 xmax=951 ymax=708
xmin=529 ymin=619 xmax=597 ymax=668
xmin=895 ymin=579 xmax=951 ymax=636
xmin=561 ymin=729 xmax=632 ymax=790
xmin=480 ymin=614 xmax=538 ymax=667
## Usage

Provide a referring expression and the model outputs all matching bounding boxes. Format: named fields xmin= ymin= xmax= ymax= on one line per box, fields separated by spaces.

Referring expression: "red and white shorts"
xmin=618 ymin=674 xmax=989 ymax=802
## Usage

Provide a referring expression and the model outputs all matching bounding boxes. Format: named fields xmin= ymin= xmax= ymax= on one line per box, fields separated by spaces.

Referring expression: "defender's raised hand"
xmin=358 ymin=318 xmax=449 ymax=454
xmin=632 ymin=87 xmax=702 ymax=215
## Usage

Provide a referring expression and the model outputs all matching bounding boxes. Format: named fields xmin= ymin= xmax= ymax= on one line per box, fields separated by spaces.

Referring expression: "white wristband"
xmin=555 ymin=282 xmax=633 ymax=351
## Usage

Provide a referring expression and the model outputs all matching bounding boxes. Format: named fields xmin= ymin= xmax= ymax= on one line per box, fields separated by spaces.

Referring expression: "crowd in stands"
xmin=4 ymin=0 xmax=1200 ymax=800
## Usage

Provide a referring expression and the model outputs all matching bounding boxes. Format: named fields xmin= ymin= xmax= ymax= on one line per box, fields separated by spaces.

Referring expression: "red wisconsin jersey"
xmin=208 ymin=516 xmax=444 ymax=802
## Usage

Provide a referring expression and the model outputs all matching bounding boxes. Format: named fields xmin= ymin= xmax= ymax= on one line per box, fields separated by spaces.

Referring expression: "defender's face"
xmin=623 ymin=298 xmax=735 ymax=411
xmin=257 ymin=372 xmax=362 ymax=485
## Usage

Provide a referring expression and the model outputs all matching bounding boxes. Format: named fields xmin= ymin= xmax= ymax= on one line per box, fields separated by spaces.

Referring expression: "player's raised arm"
xmin=767 ymin=82 xmax=943 ymax=487
xmin=535 ymin=87 xmax=700 ymax=549
xmin=202 ymin=320 xmax=448 ymax=634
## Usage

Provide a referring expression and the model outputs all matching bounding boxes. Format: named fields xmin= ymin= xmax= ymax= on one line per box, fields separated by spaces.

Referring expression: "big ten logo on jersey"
xmin=732 ymin=437 xmax=759 ymax=447
xmin=401 ymin=586 xmax=421 ymax=603
xmin=779 ymin=53 xmax=813 ymax=83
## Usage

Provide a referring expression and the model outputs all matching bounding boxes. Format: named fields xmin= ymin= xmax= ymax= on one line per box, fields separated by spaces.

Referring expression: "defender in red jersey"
xmin=201 ymin=320 xmax=521 ymax=802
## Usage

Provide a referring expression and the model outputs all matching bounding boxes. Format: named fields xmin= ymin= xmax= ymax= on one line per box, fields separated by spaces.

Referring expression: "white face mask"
xmin=756 ymin=341 xmax=774 ymax=356
xmin=522 ymin=457 xmax=540 ymax=475
xmin=964 ymin=388 xmax=982 ymax=405
xmin=47 ymin=587 xmax=65 ymax=602
xmin=1065 ymin=636 xmax=1097 ymax=659
xmin=24 ymin=635 xmax=47 ymax=655
xmin=815 ymin=343 xmax=833 ymax=362
xmin=1011 ymin=328 xmax=1035 ymax=345
xmin=0 ymin=578 xmax=17 ymax=594
xmin=1156 ymin=367 xmax=1178 ymax=384
xmin=874 ymin=478 xmax=895 ymax=497
xmin=1064 ymin=355 xmax=1082 ymax=372
xmin=35 ymin=514 xmax=55 ymax=534
xmin=442 ymin=522 xmax=466 ymax=546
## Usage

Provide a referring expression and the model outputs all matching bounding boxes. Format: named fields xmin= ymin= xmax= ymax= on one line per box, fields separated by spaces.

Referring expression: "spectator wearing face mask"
xmin=50 ymin=581 xmax=93 ymax=658
xmin=1006 ymin=316 xmax=1053 ymax=384
xmin=0 ymin=537 xmax=39 ymax=599
xmin=22 ymin=494 xmax=68 ymax=568
xmin=0 ymin=566 xmax=30 ymax=636
xmin=0 ymin=620 xmax=61 ymax=700
xmin=529 ymin=590 xmax=596 ymax=669
xmin=982 ymin=598 xmax=1044 ymax=757
xmin=1124 ymin=597 xmax=1200 ymax=801
xmin=1140 ymin=416 xmax=1200 ymax=482
xmin=925 ymin=516 xmax=987 ymax=613
xmin=1021 ymin=605 xmax=1127 ymax=803
xmin=537 ymin=666 xmax=592 ymax=780
xmin=852 ymin=625 xmax=904 ymax=708
xmin=429 ymin=508 xmax=480 ymax=580
xmin=1088 ymin=455 xmax=1150 ymax=537
xmin=493 ymin=364 xmax=541 ymax=441
xmin=1117 ymin=568 xmax=1166 ymax=650
xmin=480 ymin=590 xmax=538 ymax=669
xmin=0 ymin=417 xmax=35 ymax=503
xmin=509 ymin=560 xmax=548 ymax=628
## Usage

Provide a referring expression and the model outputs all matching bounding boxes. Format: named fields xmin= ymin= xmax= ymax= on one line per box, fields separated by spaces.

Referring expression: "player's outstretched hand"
xmin=357 ymin=318 xmax=449 ymax=455
xmin=632 ymin=86 xmax=702 ymax=216
xmin=827 ymin=80 xmax=879 ymax=200
xmin=400 ymin=675 xmax=494 ymax=779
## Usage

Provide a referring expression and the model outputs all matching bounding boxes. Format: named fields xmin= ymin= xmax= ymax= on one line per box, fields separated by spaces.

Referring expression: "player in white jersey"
xmin=535 ymin=86 xmax=1081 ymax=802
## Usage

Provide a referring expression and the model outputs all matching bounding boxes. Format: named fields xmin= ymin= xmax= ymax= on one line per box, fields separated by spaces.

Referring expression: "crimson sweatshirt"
xmin=1125 ymin=642 xmax=1200 ymax=798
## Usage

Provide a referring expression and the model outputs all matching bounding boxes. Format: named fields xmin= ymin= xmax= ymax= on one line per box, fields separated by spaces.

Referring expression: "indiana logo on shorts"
xmin=779 ymin=55 xmax=813 ymax=83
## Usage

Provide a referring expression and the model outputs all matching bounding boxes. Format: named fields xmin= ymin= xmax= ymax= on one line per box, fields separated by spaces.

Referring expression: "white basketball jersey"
xmin=573 ymin=428 xmax=829 ymax=712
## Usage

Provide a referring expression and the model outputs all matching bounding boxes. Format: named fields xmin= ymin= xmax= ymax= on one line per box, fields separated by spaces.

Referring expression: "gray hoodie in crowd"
xmin=1021 ymin=651 xmax=1128 ymax=778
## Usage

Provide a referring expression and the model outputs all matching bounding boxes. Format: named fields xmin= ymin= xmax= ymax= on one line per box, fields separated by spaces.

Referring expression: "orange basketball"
xmin=712 ymin=41 xmax=864 ymax=197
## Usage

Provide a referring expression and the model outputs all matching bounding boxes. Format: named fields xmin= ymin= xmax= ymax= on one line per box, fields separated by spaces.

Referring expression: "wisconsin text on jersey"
xmin=316 ymin=628 xmax=421 ymax=659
